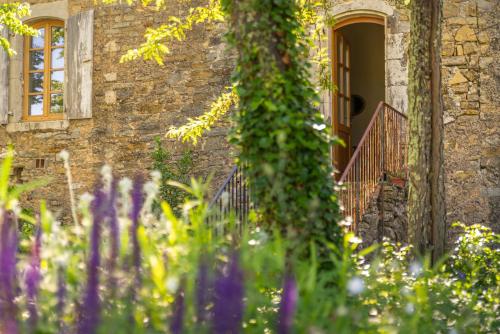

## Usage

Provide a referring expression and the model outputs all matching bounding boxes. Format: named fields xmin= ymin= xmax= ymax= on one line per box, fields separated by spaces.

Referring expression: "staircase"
xmin=339 ymin=102 xmax=408 ymax=230
xmin=210 ymin=102 xmax=408 ymax=231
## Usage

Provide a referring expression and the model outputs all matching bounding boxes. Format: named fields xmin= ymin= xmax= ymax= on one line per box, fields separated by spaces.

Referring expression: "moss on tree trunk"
xmin=407 ymin=0 xmax=446 ymax=261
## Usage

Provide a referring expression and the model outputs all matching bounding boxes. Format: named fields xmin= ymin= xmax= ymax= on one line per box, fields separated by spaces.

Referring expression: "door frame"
xmin=331 ymin=15 xmax=385 ymax=175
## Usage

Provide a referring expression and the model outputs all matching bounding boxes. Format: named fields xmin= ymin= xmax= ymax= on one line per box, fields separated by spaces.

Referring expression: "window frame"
xmin=23 ymin=19 xmax=65 ymax=121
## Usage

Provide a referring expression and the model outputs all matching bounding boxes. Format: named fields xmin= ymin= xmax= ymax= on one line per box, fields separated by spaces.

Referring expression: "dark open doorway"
xmin=332 ymin=18 xmax=385 ymax=177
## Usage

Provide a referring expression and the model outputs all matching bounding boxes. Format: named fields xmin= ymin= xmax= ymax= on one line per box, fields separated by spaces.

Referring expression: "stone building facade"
xmin=0 ymin=0 xmax=498 ymax=241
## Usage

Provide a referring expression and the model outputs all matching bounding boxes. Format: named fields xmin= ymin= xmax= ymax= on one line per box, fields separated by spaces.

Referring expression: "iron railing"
xmin=338 ymin=102 xmax=408 ymax=230
xmin=209 ymin=102 xmax=407 ymax=232
xmin=208 ymin=165 xmax=251 ymax=226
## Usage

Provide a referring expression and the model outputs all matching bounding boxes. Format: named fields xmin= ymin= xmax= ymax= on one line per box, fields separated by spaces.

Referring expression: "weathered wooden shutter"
xmin=0 ymin=28 xmax=9 ymax=125
xmin=66 ymin=10 xmax=94 ymax=119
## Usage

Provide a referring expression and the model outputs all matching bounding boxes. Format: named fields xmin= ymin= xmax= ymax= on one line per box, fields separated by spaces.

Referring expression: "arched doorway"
xmin=332 ymin=16 xmax=385 ymax=177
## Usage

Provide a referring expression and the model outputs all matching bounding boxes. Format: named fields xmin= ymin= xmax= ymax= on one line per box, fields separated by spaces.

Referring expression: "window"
xmin=23 ymin=20 xmax=65 ymax=121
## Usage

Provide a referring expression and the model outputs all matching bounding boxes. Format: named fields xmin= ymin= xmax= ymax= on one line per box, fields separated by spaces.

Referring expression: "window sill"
xmin=6 ymin=119 xmax=69 ymax=133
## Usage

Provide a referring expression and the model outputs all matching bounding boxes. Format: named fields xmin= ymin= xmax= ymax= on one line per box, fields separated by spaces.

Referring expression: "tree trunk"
xmin=407 ymin=0 xmax=446 ymax=262
xmin=223 ymin=0 xmax=342 ymax=252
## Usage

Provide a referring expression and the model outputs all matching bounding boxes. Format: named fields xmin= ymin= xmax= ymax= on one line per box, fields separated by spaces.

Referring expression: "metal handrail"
xmin=208 ymin=165 xmax=251 ymax=226
xmin=209 ymin=102 xmax=407 ymax=232
xmin=338 ymin=102 xmax=408 ymax=230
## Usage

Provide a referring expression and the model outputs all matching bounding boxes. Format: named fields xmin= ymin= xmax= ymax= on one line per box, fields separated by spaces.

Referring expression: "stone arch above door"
xmin=321 ymin=0 xmax=409 ymax=120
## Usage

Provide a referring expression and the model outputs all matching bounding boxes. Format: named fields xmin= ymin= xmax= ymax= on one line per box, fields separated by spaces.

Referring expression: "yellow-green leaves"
xmin=119 ymin=0 xmax=225 ymax=65
xmin=0 ymin=3 xmax=37 ymax=55
xmin=166 ymin=87 xmax=238 ymax=145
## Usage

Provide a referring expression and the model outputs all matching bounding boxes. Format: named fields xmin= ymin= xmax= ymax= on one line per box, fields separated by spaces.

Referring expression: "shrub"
xmin=151 ymin=137 xmax=193 ymax=215
xmin=0 ymin=152 xmax=498 ymax=333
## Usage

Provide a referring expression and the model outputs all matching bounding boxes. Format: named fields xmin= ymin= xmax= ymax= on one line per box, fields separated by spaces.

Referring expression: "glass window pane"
xmin=28 ymin=95 xmax=44 ymax=116
xmin=339 ymin=37 xmax=343 ymax=64
xmin=29 ymin=51 xmax=44 ymax=70
xmin=345 ymin=46 xmax=350 ymax=68
xmin=29 ymin=73 xmax=44 ymax=93
xmin=346 ymin=71 xmax=350 ymax=96
xmin=338 ymin=97 xmax=343 ymax=125
xmin=30 ymin=28 xmax=45 ymax=48
xmin=50 ymin=93 xmax=64 ymax=113
xmin=338 ymin=97 xmax=345 ymax=125
xmin=342 ymin=99 xmax=350 ymax=126
xmin=336 ymin=67 xmax=341 ymax=94
xmin=51 ymin=26 xmax=64 ymax=46
xmin=51 ymin=71 xmax=64 ymax=91
xmin=51 ymin=48 xmax=64 ymax=69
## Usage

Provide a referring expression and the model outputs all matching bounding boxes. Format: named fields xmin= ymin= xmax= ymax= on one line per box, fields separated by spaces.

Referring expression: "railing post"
xmin=355 ymin=161 xmax=361 ymax=230
xmin=379 ymin=105 xmax=386 ymax=242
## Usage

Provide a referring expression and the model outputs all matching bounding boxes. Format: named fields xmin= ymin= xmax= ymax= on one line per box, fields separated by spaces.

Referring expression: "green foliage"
xmin=0 ymin=3 xmax=37 ymax=55
xmin=110 ymin=0 xmax=225 ymax=65
xmin=166 ymin=87 xmax=238 ymax=145
xmin=1 ymin=153 xmax=498 ymax=333
xmin=223 ymin=0 xmax=342 ymax=253
xmin=449 ymin=222 xmax=499 ymax=292
xmin=151 ymin=137 xmax=193 ymax=215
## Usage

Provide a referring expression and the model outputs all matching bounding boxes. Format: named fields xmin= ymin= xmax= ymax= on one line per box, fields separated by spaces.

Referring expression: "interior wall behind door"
xmin=340 ymin=23 xmax=385 ymax=148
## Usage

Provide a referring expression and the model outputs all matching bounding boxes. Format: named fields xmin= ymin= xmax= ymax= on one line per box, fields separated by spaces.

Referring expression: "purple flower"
xmin=56 ymin=267 xmax=66 ymax=334
xmin=0 ymin=210 xmax=19 ymax=334
xmin=130 ymin=176 xmax=144 ymax=276
xmin=196 ymin=258 xmax=210 ymax=324
xmin=277 ymin=274 xmax=298 ymax=334
xmin=77 ymin=188 xmax=106 ymax=334
xmin=25 ymin=220 xmax=42 ymax=330
xmin=213 ymin=252 xmax=244 ymax=334
xmin=106 ymin=180 xmax=119 ymax=295
xmin=170 ymin=280 xmax=185 ymax=334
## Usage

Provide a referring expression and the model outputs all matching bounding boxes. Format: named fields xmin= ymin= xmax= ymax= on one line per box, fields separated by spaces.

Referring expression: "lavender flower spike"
xmin=130 ymin=176 xmax=144 ymax=276
xmin=56 ymin=267 xmax=67 ymax=334
xmin=195 ymin=258 xmax=210 ymax=324
xmin=277 ymin=274 xmax=298 ymax=334
xmin=77 ymin=188 xmax=106 ymax=334
xmin=213 ymin=252 xmax=244 ymax=334
xmin=106 ymin=179 xmax=120 ymax=295
xmin=25 ymin=219 xmax=42 ymax=331
xmin=170 ymin=280 xmax=185 ymax=334
xmin=0 ymin=210 xmax=19 ymax=334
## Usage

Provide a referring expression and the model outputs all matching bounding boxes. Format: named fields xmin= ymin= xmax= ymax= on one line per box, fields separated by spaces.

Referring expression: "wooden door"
xmin=333 ymin=30 xmax=352 ymax=178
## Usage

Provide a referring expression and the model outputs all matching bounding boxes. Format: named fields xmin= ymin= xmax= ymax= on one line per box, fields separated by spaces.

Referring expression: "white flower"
xmin=150 ymin=170 xmax=161 ymax=183
xmin=405 ymin=303 xmax=415 ymax=314
xmin=118 ymin=177 xmax=133 ymax=194
xmin=78 ymin=192 xmax=94 ymax=210
xmin=312 ymin=123 xmax=326 ymax=131
xmin=166 ymin=276 xmax=179 ymax=293
xmin=409 ymin=261 xmax=423 ymax=277
xmin=449 ymin=329 xmax=458 ymax=334
xmin=347 ymin=276 xmax=365 ymax=295
xmin=58 ymin=149 xmax=69 ymax=161
xmin=143 ymin=181 xmax=158 ymax=197
xmin=339 ymin=216 xmax=353 ymax=227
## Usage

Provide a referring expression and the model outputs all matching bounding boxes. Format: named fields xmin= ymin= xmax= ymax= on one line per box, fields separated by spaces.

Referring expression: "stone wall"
xmin=441 ymin=0 xmax=499 ymax=240
xmin=0 ymin=0 xmax=234 ymax=219
xmin=1 ymin=0 xmax=498 ymax=235
xmin=358 ymin=178 xmax=408 ymax=248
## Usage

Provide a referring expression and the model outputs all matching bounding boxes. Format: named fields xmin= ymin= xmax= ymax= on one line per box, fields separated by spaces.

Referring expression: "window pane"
xmin=28 ymin=95 xmax=44 ymax=116
xmin=30 ymin=28 xmax=45 ymax=48
xmin=29 ymin=51 xmax=44 ymax=70
xmin=338 ymin=97 xmax=343 ymax=125
xmin=342 ymin=99 xmax=350 ymax=126
xmin=29 ymin=73 xmax=44 ymax=93
xmin=50 ymin=93 xmax=64 ymax=113
xmin=51 ymin=48 xmax=64 ymax=69
xmin=51 ymin=26 xmax=64 ymax=46
xmin=51 ymin=71 xmax=64 ymax=91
